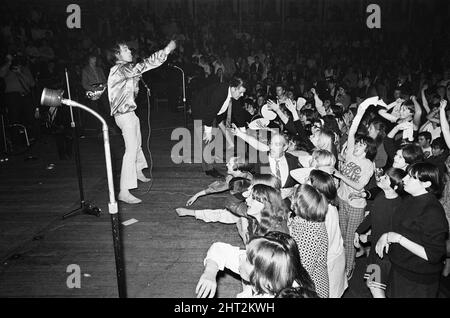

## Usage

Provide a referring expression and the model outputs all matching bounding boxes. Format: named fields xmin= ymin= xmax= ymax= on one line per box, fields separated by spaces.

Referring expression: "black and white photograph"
xmin=0 ymin=0 xmax=449 ymax=304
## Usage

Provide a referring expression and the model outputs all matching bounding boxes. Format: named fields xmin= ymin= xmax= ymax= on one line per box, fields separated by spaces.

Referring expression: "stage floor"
xmin=0 ymin=106 xmax=448 ymax=298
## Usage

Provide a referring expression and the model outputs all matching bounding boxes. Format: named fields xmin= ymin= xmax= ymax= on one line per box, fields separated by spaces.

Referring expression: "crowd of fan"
xmin=170 ymin=8 xmax=450 ymax=298
xmin=179 ymin=88 xmax=450 ymax=297
xmin=1 ymin=2 xmax=450 ymax=298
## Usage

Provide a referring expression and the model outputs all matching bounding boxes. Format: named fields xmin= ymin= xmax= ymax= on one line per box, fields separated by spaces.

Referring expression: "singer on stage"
xmin=108 ymin=40 xmax=176 ymax=204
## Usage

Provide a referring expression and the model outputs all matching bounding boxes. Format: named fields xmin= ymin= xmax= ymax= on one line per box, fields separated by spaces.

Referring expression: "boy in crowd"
xmin=418 ymin=131 xmax=433 ymax=158
xmin=426 ymin=137 xmax=449 ymax=177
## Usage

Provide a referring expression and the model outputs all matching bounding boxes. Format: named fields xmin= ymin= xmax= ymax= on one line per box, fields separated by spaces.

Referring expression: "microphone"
xmin=41 ymin=88 xmax=82 ymax=108
xmin=41 ymin=88 xmax=65 ymax=107
xmin=167 ymin=63 xmax=184 ymax=73
xmin=41 ymin=88 xmax=108 ymax=127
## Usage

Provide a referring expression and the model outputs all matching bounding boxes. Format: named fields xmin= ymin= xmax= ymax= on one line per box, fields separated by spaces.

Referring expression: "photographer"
xmin=0 ymin=53 xmax=36 ymax=141
xmin=81 ymin=53 xmax=117 ymax=136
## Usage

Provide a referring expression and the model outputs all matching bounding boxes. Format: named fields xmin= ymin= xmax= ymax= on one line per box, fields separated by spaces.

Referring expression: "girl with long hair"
xmin=308 ymin=169 xmax=347 ymax=298
xmin=196 ymin=231 xmax=315 ymax=298
xmin=288 ymin=184 xmax=329 ymax=298
xmin=176 ymin=177 xmax=288 ymax=245
xmin=184 ymin=156 xmax=253 ymax=207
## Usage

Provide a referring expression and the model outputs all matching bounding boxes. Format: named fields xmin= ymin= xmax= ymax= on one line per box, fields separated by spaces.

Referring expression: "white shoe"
xmin=137 ymin=172 xmax=151 ymax=182
xmin=118 ymin=192 xmax=142 ymax=204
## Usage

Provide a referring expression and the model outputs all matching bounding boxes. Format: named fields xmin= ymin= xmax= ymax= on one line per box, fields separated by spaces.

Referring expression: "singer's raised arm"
xmin=108 ymin=40 xmax=176 ymax=116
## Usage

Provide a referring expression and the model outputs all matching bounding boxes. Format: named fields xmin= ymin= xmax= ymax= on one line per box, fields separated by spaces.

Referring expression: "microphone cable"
xmin=138 ymin=86 xmax=195 ymax=198
xmin=139 ymin=77 xmax=154 ymax=194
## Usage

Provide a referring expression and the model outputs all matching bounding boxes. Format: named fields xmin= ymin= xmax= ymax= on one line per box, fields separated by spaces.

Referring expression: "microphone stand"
xmin=140 ymin=76 xmax=151 ymax=97
xmin=41 ymin=88 xmax=126 ymax=297
xmin=170 ymin=64 xmax=187 ymax=128
xmin=0 ymin=113 xmax=8 ymax=162
xmin=63 ymin=69 xmax=101 ymax=219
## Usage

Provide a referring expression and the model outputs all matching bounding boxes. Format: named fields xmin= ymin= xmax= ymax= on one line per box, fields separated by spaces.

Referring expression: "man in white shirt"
xmin=232 ymin=130 xmax=301 ymax=192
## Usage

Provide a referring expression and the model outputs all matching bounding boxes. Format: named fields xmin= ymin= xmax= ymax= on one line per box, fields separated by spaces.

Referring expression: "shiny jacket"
xmin=108 ymin=50 xmax=166 ymax=116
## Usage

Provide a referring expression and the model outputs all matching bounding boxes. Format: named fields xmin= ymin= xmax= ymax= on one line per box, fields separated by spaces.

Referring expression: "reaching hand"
xmin=186 ymin=195 xmax=197 ymax=206
xmin=164 ymin=40 xmax=177 ymax=55
xmin=422 ymin=83 xmax=428 ymax=91
xmin=359 ymin=234 xmax=368 ymax=244
xmin=195 ymin=272 xmax=217 ymax=298
xmin=396 ymin=98 xmax=405 ymax=105
xmin=310 ymin=87 xmax=316 ymax=95
xmin=255 ymin=120 xmax=267 ymax=129
xmin=359 ymin=96 xmax=379 ymax=112
xmin=230 ymin=123 xmax=240 ymax=135
xmin=330 ymin=168 xmax=342 ymax=179
xmin=267 ymin=99 xmax=280 ymax=112
xmin=285 ymin=99 xmax=297 ymax=113
xmin=410 ymin=95 xmax=417 ymax=102
xmin=203 ymin=129 xmax=213 ymax=143
xmin=440 ymin=99 xmax=448 ymax=111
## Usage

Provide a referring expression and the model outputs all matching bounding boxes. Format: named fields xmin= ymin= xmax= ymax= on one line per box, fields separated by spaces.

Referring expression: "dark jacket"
xmin=389 ymin=193 xmax=449 ymax=284
xmin=191 ymin=82 xmax=228 ymax=126
xmin=191 ymin=82 xmax=248 ymax=127
xmin=254 ymin=152 xmax=302 ymax=188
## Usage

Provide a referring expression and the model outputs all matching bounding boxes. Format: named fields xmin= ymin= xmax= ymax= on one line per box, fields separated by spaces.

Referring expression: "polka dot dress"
xmin=288 ymin=216 xmax=329 ymax=298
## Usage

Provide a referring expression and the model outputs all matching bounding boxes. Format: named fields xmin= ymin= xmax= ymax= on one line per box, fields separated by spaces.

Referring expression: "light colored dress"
xmin=324 ymin=204 xmax=348 ymax=298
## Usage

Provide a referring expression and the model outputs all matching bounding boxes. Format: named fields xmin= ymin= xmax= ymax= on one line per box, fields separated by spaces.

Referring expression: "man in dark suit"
xmin=191 ymin=76 xmax=247 ymax=177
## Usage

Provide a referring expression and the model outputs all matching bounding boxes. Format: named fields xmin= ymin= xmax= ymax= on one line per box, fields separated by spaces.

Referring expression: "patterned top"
xmin=337 ymin=152 xmax=374 ymax=208
xmin=288 ymin=216 xmax=329 ymax=298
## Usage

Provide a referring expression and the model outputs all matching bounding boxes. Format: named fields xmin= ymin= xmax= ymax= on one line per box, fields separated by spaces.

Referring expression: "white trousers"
xmin=114 ymin=111 xmax=147 ymax=190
